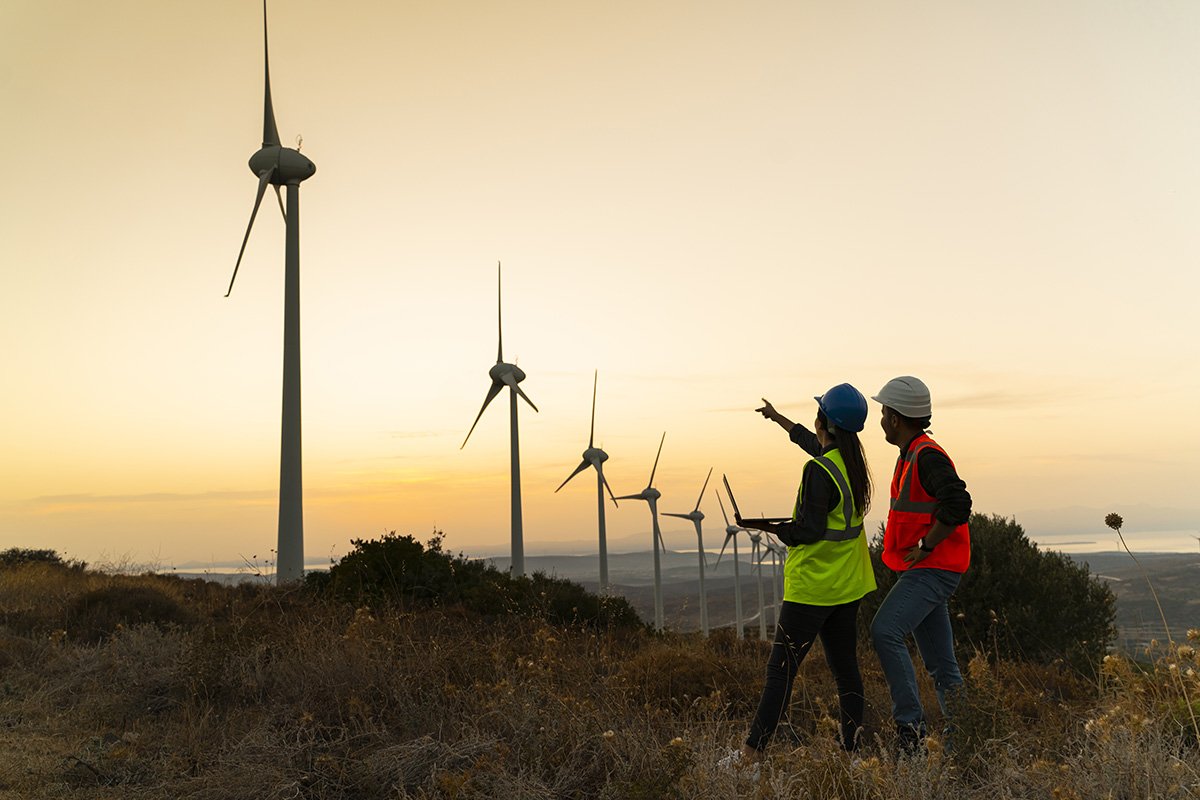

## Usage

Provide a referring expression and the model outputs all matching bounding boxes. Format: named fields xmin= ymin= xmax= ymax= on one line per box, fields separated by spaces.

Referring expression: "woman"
xmin=734 ymin=383 xmax=876 ymax=762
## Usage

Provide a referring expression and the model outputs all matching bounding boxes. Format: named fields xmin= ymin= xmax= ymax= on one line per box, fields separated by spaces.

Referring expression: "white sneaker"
xmin=716 ymin=748 xmax=761 ymax=780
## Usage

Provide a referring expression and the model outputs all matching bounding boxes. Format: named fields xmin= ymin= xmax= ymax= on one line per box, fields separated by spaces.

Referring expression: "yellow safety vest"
xmin=784 ymin=448 xmax=876 ymax=606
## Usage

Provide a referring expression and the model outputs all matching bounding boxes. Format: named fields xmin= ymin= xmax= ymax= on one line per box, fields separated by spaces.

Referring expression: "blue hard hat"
xmin=814 ymin=383 xmax=868 ymax=433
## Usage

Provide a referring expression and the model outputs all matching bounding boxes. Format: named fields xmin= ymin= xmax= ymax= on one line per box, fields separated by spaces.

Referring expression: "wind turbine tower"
xmin=555 ymin=370 xmax=619 ymax=593
xmin=763 ymin=536 xmax=786 ymax=628
xmin=225 ymin=1 xmax=316 ymax=583
xmin=749 ymin=531 xmax=767 ymax=639
xmin=615 ymin=433 xmax=668 ymax=631
xmin=715 ymin=493 xmax=750 ymax=639
xmin=663 ymin=467 xmax=713 ymax=637
xmin=461 ymin=263 xmax=539 ymax=577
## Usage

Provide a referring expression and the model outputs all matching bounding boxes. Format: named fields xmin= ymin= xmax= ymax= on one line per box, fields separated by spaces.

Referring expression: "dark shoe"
xmin=895 ymin=723 xmax=927 ymax=757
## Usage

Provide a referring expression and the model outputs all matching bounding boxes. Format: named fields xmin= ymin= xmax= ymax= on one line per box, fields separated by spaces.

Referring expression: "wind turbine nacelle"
xmin=249 ymin=146 xmax=316 ymax=184
xmin=643 ymin=487 xmax=661 ymax=501
xmin=584 ymin=447 xmax=609 ymax=464
xmin=489 ymin=362 xmax=526 ymax=383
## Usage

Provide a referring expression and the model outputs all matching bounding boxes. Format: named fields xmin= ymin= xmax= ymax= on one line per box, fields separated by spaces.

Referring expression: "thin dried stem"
xmin=1107 ymin=513 xmax=1200 ymax=743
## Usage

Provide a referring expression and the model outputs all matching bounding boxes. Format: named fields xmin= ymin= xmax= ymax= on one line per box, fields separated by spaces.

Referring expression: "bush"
xmin=860 ymin=514 xmax=1116 ymax=679
xmin=313 ymin=531 xmax=644 ymax=630
xmin=0 ymin=548 xmax=86 ymax=571
xmin=68 ymin=582 xmax=192 ymax=643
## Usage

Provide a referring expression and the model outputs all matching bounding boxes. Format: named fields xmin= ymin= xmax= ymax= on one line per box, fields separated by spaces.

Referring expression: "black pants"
xmin=745 ymin=599 xmax=865 ymax=752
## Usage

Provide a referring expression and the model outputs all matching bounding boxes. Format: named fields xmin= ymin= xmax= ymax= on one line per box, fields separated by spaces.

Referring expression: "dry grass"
xmin=0 ymin=563 xmax=1197 ymax=799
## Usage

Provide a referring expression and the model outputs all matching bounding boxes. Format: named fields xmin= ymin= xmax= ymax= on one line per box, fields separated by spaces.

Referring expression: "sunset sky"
xmin=3 ymin=1 xmax=1198 ymax=569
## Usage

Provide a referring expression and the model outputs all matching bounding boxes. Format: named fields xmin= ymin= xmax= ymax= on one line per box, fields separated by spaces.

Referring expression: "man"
xmin=869 ymin=376 xmax=971 ymax=753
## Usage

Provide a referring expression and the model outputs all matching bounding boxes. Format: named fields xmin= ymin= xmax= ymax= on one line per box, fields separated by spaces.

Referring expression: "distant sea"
xmin=1032 ymin=529 xmax=1199 ymax=554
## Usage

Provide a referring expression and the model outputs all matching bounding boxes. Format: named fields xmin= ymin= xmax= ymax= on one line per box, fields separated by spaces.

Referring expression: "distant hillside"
xmin=1070 ymin=551 xmax=1200 ymax=651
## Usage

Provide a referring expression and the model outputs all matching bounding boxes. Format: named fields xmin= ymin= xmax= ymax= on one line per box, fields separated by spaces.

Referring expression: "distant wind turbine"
xmin=714 ymin=493 xmax=750 ymax=639
xmin=555 ymin=370 xmax=619 ymax=594
xmin=761 ymin=536 xmax=786 ymax=631
xmin=663 ymin=467 xmax=714 ymax=637
xmin=615 ymin=433 xmax=668 ymax=631
xmin=749 ymin=531 xmax=767 ymax=639
xmin=224 ymin=0 xmax=317 ymax=584
xmin=461 ymin=262 xmax=538 ymax=577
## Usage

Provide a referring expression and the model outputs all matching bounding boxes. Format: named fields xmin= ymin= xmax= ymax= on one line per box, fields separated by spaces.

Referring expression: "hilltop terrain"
xmin=1 ymin=548 xmax=1197 ymax=799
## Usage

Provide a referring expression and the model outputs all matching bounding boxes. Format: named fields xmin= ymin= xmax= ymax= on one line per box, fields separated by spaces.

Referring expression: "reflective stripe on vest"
xmin=792 ymin=450 xmax=863 ymax=542
xmin=889 ymin=444 xmax=938 ymax=513
xmin=812 ymin=455 xmax=864 ymax=541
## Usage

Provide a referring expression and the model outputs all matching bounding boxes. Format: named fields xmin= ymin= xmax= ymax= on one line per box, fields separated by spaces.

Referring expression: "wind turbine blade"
xmin=225 ymin=167 xmax=276 ymax=297
xmin=261 ymin=0 xmax=280 ymax=148
xmin=495 ymin=261 xmax=503 ymax=363
xmin=500 ymin=372 xmax=539 ymax=412
xmin=274 ymin=184 xmax=287 ymax=222
xmin=555 ymin=459 xmax=591 ymax=492
xmin=588 ymin=369 xmax=597 ymax=448
xmin=662 ymin=513 xmax=691 ymax=520
xmin=460 ymin=381 xmax=503 ymax=449
xmin=694 ymin=467 xmax=713 ymax=512
xmin=515 ymin=385 xmax=539 ymax=412
xmin=716 ymin=492 xmax=732 ymax=527
xmin=613 ymin=493 xmax=644 ymax=502
xmin=714 ymin=534 xmax=731 ymax=569
xmin=648 ymin=431 xmax=666 ymax=487
xmin=597 ymin=464 xmax=619 ymax=507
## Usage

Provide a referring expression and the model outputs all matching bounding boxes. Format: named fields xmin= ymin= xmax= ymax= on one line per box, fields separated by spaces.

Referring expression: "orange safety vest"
xmin=883 ymin=433 xmax=970 ymax=573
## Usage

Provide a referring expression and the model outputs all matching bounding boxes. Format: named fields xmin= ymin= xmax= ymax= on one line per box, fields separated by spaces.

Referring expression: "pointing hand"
xmin=756 ymin=398 xmax=777 ymax=421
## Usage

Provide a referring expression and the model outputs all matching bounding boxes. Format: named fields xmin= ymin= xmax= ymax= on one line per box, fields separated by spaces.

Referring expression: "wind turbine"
xmin=225 ymin=0 xmax=317 ymax=584
xmin=714 ymin=493 xmax=750 ymax=639
xmin=749 ymin=531 xmax=767 ymax=639
xmin=555 ymin=370 xmax=619 ymax=594
xmin=461 ymin=262 xmax=538 ymax=577
xmin=615 ymin=433 xmax=668 ymax=631
xmin=762 ymin=536 xmax=787 ymax=628
xmin=663 ymin=467 xmax=713 ymax=637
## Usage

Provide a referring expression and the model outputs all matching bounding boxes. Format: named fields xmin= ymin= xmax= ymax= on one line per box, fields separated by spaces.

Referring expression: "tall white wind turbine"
xmin=461 ymin=263 xmax=538 ymax=577
xmin=615 ymin=433 xmax=668 ymax=631
xmin=224 ymin=1 xmax=316 ymax=584
xmin=663 ymin=467 xmax=713 ymax=637
xmin=714 ymin=493 xmax=750 ymax=639
xmin=555 ymin=370 xmax=619 ymax=594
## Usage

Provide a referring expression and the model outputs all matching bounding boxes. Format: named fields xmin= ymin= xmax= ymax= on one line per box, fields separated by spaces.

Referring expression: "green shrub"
xmin=860 ymin=514 xmax=1116 ymax=679
xmin=313 ymin=531 xmax=644 ymax=630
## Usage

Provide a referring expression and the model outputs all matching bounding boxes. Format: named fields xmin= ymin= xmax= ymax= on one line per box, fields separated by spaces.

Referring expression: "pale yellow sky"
xmin=2 ymin=1 xmax=1198 ymax=566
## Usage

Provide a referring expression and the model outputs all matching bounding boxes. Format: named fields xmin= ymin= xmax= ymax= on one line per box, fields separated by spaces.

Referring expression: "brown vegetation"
xmin=0 ymin=558 xmax=1197 ymax=799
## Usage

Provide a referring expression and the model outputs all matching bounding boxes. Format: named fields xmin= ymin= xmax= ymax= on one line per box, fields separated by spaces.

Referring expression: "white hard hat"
xmin=871 ymin=376 xmax=931 ymax=418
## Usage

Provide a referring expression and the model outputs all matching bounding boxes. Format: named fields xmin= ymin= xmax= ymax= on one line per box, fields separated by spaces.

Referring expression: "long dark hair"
xmin=817 ymin=410 xmax=872 ymax=517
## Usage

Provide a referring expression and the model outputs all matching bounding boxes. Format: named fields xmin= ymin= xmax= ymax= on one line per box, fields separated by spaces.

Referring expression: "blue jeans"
xmin=870 ymin=567 xmax=962 ymax=731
